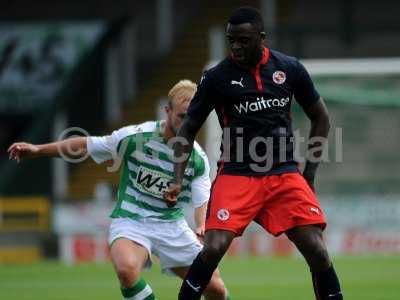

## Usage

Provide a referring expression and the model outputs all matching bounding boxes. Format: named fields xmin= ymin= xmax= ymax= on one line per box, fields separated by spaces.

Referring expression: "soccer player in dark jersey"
xmin=165 ymin=6 xmax=343 ymax=300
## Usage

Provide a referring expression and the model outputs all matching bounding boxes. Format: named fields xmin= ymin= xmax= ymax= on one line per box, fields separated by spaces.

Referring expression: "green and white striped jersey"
xmin=87 ymin=121 xmax=211 ymax=221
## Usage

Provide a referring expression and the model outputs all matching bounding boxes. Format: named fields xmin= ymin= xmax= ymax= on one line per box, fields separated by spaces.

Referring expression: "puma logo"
xmin=231 ymin=77 xmax=244 ymax=88
xmin=310 ymin=207 xmax=320 ymax=215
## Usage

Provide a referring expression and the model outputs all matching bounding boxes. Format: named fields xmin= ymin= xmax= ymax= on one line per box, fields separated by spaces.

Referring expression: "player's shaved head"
xmin=228 ymin=6 xmax=264 ymax=33
xmin=167 ymin=79 xmax=197 ymax=109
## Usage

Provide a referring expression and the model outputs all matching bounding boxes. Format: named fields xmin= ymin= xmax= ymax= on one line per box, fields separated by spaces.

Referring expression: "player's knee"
xmin=204 ymin=276 xmax=227 ymax=300
xmin=306 ymin=243 xmax=331 ymax=271
xmin=115 ymin=261 xmax=141 ymax=288
xmin=314 ymin=244 xmax=330 ymax=265
xmin=202 ymin=242 xmax=227 ymax=265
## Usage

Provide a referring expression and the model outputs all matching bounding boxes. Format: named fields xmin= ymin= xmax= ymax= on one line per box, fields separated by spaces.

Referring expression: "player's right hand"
xmin=7 ymin=142 xmax=40 ymax=163
xmin=164 ymin=182 xmax=182 ymax=208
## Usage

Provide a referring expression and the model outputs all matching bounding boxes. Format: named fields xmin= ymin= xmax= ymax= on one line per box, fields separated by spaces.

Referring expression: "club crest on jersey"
xmin=217 ymin=209 xmax=230 ymax=221
xmin=133 ymin=166 xmax=172 ymax=198
xmin=272 ymin=71 xmax=286 ymax=84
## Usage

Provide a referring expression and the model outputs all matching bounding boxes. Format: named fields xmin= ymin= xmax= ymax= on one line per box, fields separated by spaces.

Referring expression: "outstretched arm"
xmin=302 ymin=98 xmax=330 ymax=190
xmin=8 ymin=137 xmax=87 ymax=163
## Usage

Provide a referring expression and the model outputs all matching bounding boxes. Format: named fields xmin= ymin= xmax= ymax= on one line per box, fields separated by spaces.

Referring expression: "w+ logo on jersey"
xmin=134 ymin=166 xmax=172 ymax=198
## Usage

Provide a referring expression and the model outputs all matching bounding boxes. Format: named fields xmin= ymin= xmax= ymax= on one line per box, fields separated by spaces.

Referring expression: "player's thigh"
xmin=110 ymin=238 xmax=149 ymax=273
xmin=153 ymin=219 xmax=203 ymax=274
xmin=257 ymin=172 xmax=326 ymax=236
xmin=286 ymin=225 xmax=331 ymax=271
xmin=108 ymin=217 xmax=153 ymax=271
xmin=203 ymin=229 xmax=235 ymax=256
xmin=206 ymin=175 xmax=265 ymax=236
xmin=286 ymin=224 xmax=327 ymax=253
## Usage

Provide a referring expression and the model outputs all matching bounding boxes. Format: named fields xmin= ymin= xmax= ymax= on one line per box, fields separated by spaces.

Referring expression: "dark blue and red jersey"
xmin=187 ymin=47 xmax=320 ymax=176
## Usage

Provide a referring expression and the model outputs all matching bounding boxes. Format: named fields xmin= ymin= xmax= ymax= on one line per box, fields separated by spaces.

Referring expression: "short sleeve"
xmin=87 ymin=126 xmax=134 ymax=164
xmin=293 ymin=61 xmax=320 ymax=108
xmin=190 ymin=151 xmax=211 ymax=208
xmin=187 ymin=71 xmax=217 ymax=123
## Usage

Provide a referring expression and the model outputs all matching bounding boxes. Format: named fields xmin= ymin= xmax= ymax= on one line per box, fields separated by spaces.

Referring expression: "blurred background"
xmin=0 ymin=0 xmax=399 ymax=299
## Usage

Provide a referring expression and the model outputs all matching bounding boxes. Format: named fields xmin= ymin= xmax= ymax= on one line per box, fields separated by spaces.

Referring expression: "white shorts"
xmin=108 ymin=217 xmax=202 ymax=274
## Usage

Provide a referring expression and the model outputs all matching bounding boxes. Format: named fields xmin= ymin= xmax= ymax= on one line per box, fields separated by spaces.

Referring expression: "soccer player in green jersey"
xmin=8 ymin=80 xmax=230 ymax=300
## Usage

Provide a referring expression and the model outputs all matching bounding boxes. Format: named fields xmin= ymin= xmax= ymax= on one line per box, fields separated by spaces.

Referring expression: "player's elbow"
xmin=69 ymin=137 xmax=88 ymax=158
xmin=311 ymin=108 xmax=330 ymax=133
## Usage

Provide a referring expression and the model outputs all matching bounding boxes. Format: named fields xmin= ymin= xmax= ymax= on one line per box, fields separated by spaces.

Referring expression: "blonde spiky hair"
xmin=167 ymin=79 xmax=197 ymax=107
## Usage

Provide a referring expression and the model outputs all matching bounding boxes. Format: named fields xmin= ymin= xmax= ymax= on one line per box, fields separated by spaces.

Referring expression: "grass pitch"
xmin=1 ymin=255 xmax=399 ymax=300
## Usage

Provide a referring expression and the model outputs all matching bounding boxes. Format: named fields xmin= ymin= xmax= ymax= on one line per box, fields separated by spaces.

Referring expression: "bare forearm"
xmin=301 ymin=98 xmax=330 ymax=181
xmin=304 ymin=115 xmax=330 ymax=177
xmin=38 ymin=137 xmax=87 ymax=158
xmin=194 ymin=202 xmax=207 ymax=229
xmin=166 ymin=116 xmax=204 ymax=207
xmin=173 ymin=117 xmax=199 ymax=184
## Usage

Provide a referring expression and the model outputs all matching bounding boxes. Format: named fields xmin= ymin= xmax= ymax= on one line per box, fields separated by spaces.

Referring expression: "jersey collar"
xmin=230 ymin=46 xmax=270 ymax=69
xmin=258 ymin=47 xmax=270 ymax=66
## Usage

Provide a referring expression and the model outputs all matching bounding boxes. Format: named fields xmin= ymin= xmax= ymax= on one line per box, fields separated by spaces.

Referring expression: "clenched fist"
xmin=163 ymin=182 xmax=182 ymax=208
